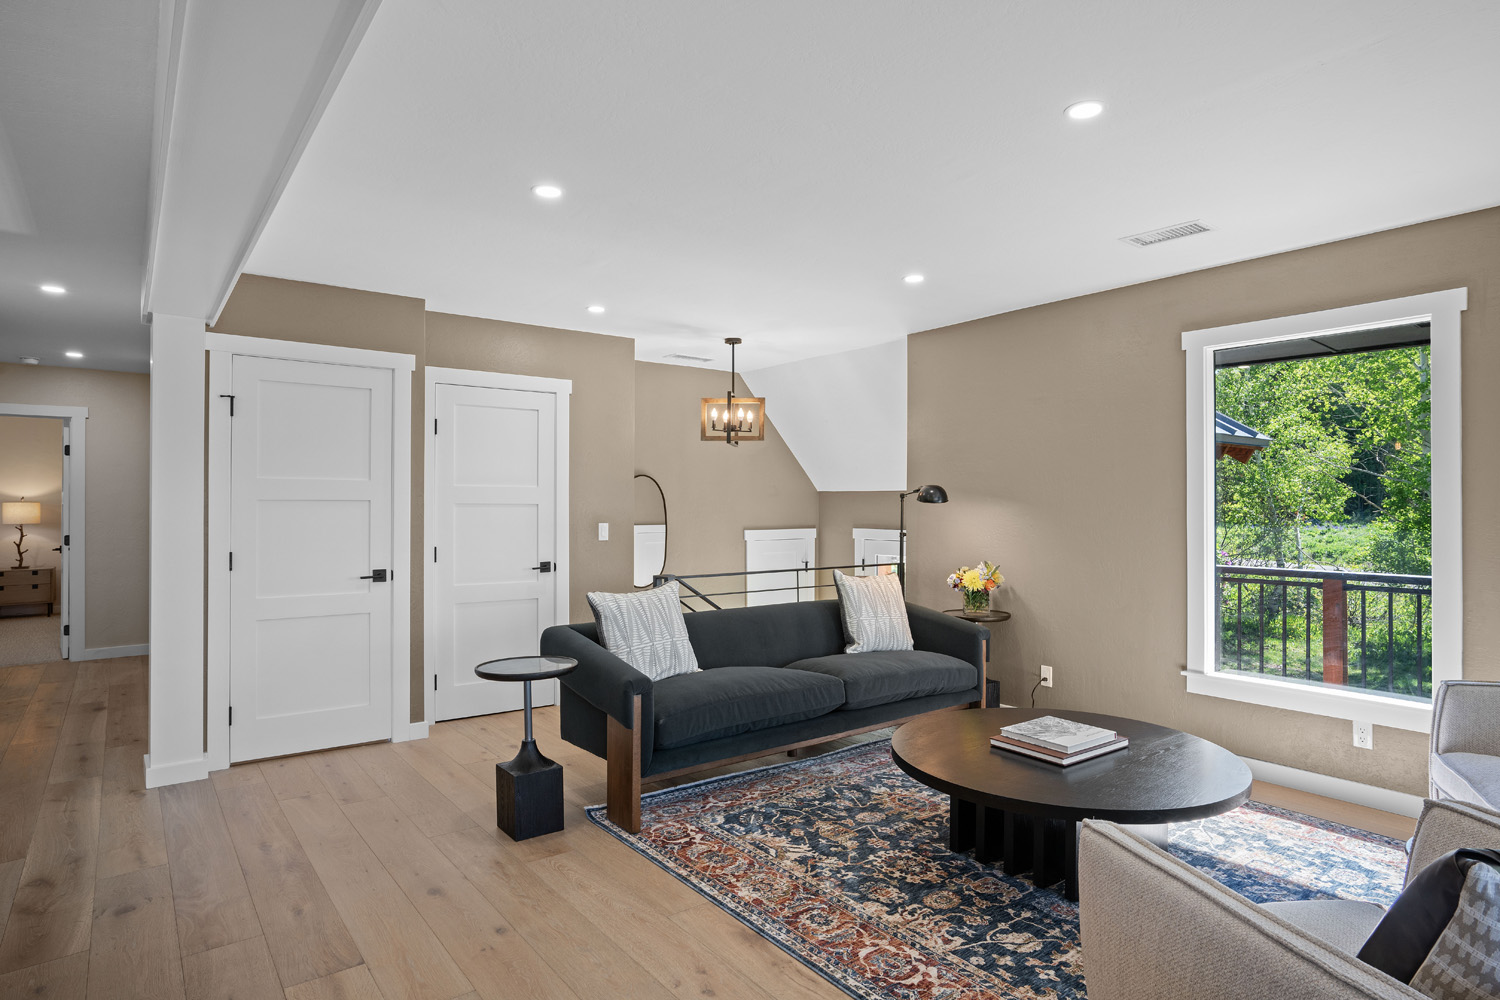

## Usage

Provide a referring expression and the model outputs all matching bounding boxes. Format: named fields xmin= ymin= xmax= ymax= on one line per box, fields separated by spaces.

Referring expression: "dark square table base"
xmin=495 ymin=739 xmax=564 ymax=841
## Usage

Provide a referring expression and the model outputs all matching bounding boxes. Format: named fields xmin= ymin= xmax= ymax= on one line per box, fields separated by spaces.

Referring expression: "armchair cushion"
xmin=1430 ymin=753 xmax=1500 ymax=810
xmin=1358 ymin=848 xmax=1500 ymax=984
xmin=1262 ymin=899 xmax=1387 ymax=956
xmin=652 ymin=666 xmax=845 ymax=750
xmin=784 ymin=650 xmax=977 ymax=711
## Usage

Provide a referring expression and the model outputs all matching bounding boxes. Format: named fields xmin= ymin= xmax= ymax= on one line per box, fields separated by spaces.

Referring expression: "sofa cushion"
xmin=834 ymin=570 xmax=914 ymax=653
xmin=1431 ymin=752 xmax=1500 ymax=809
xmin=784 ymin=650 xmax=975 ymax=711
xmin=682 ymin=601 xmax=845 ymax=669
xmin=587 ymin=582 xmax=699 ymax=682
xmin=1262 ymin=899 xmax=1386 ymax=956
xmin=652 ymin=667 xmax=846 ymax=750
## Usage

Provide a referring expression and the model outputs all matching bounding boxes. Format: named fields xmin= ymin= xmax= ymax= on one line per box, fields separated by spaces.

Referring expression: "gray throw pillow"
xmin=1410 ymin=863 xmax=1500 ymax=999
xmin=586 ymin=582 xmax=700 ymax=681
xmin=833 ymin=570 xmax=914 ymax=654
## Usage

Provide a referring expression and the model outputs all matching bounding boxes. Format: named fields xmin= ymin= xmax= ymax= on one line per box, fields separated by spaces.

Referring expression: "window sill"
xmin=1183 ymin=670 xmax=1432 ymax=733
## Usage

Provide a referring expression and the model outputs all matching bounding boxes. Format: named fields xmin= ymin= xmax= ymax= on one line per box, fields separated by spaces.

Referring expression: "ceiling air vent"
xmin=664 ymin=353 xmax=713 ymax=363
xmin=1120 ymin=220 xmax=1212 ymax=248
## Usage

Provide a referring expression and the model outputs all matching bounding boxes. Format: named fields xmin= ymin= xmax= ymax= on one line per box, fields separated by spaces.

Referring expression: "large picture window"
xmin=1182 ymin=290 xmax=1465 ymax=732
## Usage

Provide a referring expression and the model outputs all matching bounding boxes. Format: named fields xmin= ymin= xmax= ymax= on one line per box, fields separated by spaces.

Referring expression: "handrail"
xmin=653 ymin=563 xmax=887 ymax=610
xmin=1217 ymin=564 xmax=1432 ymax=587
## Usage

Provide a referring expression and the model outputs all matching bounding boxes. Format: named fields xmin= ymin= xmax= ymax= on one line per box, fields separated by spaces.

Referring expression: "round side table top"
xmin=892 ymin=707 xmax=1251 ymax=825
xmin=474 ymin=655 xmax=578 ymax=683
xmin=943 ymin=609 xmax=1012 ymax=623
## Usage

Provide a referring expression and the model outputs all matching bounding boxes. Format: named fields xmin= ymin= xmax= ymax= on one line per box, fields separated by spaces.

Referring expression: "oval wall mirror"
xmin=633 ymin=474 xmax=667 ymax=587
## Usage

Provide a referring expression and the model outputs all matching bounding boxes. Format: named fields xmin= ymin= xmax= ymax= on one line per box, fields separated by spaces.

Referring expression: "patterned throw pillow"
xmin=833 ymin=570 xmax=914 ymax=654
xmin=1410 ymin=863 xmax=1500 ymax=999
xmin=586 ymin=582 xmax=700 ymax=682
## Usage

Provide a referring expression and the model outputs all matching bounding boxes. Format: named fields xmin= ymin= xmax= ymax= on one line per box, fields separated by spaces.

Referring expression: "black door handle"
xmin=360 ymin=569 xmax=389 ymax=582
xmin=531 ymin=561 xmax=554 ymax=573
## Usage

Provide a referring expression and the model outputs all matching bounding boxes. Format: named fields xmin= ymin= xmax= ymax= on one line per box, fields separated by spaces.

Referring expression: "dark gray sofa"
xmin=540 ymin=599 xmax=988 ymax=832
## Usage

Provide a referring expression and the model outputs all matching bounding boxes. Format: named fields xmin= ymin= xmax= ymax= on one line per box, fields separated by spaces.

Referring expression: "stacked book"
xmin=990 ymin=716 xmax=1128 ymax=766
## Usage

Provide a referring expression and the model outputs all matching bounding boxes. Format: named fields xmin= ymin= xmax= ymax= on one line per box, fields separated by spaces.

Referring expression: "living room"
xmin=2 ymin=1 xmax=1499 ymax=997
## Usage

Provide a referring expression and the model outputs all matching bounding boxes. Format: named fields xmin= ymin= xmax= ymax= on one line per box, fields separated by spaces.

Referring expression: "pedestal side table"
xmin=473 ymin=654 xmax=578 ymax=841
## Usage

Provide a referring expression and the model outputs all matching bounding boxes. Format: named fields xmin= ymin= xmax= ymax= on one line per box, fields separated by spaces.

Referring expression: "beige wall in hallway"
xmin=635 ymin=362 xmax=819 ymax=607
xmin=906 ymin=206 xmax=1500 ymax=797
xmin=0 ymin=363 xmax=150 ymax=648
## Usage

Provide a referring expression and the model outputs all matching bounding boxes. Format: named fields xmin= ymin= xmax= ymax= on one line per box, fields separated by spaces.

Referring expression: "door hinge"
xmin=228 ymin=706 xmax=233 ymax=726
xmin=219 ymin=393 xmax=236 ymax=416
xmin=229 ymin=552 xmax=233 ymax=571
xmin=62 ymin=625 xmax=70 ymax=636
xmin=63 ymin=534 xmax=69 ymax=546
xmin=433 ymin=418 xmax=438 ymax=434
xmin=433 ymin=675 xmax=438 ymax=691
xmin=63 ymin=444 xmax=70 ymax=456
xmin=433 ymin=547 xmax=438 ymax=562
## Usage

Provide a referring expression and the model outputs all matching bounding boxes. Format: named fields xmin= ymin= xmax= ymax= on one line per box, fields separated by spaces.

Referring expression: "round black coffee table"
xmin=891 ymin=708 xmax=1251 ymax=900
xmin=474 ymin=655 xmax=577 ymax=841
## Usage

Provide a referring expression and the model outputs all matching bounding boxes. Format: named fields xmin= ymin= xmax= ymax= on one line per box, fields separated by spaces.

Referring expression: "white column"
xmin=145 ymin=314 xmax=209 ymax=788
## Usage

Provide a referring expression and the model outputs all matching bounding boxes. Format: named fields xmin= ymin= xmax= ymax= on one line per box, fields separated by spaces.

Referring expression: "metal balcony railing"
xmin=653 ymin=562 xmax=891 ymax=611
xmin=1216 ymin=564 xmax=1432 ymax=698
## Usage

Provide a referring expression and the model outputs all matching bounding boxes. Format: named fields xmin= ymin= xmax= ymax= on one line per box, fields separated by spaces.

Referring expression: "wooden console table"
xmin=0 ymin=567 xmax=55 ymax=616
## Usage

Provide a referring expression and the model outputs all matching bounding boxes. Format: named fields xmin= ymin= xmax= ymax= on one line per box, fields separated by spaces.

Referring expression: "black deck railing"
xmin=1216 ymin=564 xmax=1432 ymax=697
xmin=653 ymin=563 xmax=889 ymax=611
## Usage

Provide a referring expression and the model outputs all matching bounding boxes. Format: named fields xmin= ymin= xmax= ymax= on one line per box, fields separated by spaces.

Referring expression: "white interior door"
xmin=852 ymin=528 xmax=901 ymax=577
xmin=433 ymin=383 xmax=560 ymax=721
xmin=58 ymin=424 xmax=70 ymax=658
xmin=744 ymin=528 xmax=816 ymax=606
xmin=633 ymin=524 xmax=665 ymax=587
xmin=228 ymin=356 xmax=394 ymax=762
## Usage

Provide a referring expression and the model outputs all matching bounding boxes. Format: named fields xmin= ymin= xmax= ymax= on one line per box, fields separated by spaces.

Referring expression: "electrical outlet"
xmin=1353 ymin=720 xmax=1373 ymax=750
xmin=597 ymin=522 xmax=609 ymax=541
xmin=1039 ymin=665 xmax=1054 ymax=688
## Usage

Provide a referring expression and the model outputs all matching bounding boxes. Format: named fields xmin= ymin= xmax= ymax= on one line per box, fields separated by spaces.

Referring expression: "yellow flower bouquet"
xmin=946 ymin=560 xmax=1004 ymax=615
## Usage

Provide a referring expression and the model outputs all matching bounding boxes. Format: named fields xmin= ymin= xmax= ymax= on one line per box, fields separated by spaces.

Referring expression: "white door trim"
xmin=423 ymin=366 xmax=572 ymax=727
xmin=0 ymin=402 xmax=87 ymax=658
xmin=206 ymin=340 xmax=414 ymax=774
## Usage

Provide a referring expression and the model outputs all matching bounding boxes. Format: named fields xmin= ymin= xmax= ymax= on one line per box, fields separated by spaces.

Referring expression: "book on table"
xmin=990 ymin=732 xmax=1129 ymax=766
xmin=999 ymin=715 xmax=1118 ymax=754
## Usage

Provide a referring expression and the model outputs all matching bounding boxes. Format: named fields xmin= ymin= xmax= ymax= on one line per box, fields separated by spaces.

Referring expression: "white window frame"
xmin=1182 ymin=289 xmax=1466 ymax=733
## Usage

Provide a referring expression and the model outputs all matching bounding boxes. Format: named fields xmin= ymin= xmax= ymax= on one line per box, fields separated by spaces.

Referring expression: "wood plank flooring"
xmin=0 ymin=654 xmax=1418 ymax=999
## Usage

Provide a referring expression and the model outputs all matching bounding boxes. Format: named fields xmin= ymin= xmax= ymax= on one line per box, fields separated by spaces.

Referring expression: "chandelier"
xmin=700 ymin=337 xmax=765 ymax=445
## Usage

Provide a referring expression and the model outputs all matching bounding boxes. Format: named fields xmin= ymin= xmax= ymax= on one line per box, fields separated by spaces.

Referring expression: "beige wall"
xmin=816 ymin=490 xmax=900 ymax=573
xmin=0 ymin=416 xmax=64 ymax=575
xmin=0 ymin=363 xmax=150 ymax=647
xmin=907 ymin=206 xmax=1500 ymax=797
xmin=635 ymin=362 xmax=819 ymax=606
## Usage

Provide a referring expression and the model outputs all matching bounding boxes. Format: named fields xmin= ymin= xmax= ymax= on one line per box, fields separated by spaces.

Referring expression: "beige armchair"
xmin=1078 ymin=798 xmax=1500 ymax=1000
xmin=1430 ymin=680 xmax=1500 ymax=808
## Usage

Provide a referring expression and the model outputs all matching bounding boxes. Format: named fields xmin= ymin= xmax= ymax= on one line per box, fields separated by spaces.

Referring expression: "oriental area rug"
xmin=586 ymin=740 xmax=1406 ymax=1000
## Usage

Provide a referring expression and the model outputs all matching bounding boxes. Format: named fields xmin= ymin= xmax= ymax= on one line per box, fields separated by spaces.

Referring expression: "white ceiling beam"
xmin=142 ymin=0 xmax=382 ymax=323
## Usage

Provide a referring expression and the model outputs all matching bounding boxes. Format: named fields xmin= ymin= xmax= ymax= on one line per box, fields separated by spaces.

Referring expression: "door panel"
xmin=744 ymin=530 xmax=816 ymax=606
xmin=434 ymin=383 xmax=560 ymax=721
xmin=229 ymin=356 xmax=393 ymax=762
xmin=853 ymin=528 xmax=902 ymax=577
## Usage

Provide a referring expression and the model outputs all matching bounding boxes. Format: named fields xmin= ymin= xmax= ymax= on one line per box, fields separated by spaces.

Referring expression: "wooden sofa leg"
xmin=607 ymin=694 xmax=642 ymax=834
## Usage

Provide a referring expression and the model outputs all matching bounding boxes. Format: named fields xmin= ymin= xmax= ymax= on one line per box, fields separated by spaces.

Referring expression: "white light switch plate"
xmin=597 ymin=522 xmax=609 ymax=541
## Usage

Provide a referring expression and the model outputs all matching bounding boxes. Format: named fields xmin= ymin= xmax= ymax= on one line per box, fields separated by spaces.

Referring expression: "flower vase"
xmin=962 ymin=589 xmax=990 ymax=615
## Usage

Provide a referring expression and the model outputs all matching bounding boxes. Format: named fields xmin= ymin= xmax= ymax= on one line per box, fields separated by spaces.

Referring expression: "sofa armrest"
xmin=1407 ymin=798 xmax=1500 ymax=885
xmin=906 ymin=603 xmax=987 ymax=686
xmin=1079 ymin=821 xmax=1419 ymax=1000
xmin=1432 ymin=681 xmax=1500 ymax=757
xmin=540 ymin=624 xmax=653 ymax=733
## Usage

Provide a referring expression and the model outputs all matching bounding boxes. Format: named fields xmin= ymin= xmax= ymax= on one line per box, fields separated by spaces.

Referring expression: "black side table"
xmin=473 ymin=655 xmax=578 ymax=841
xmin=943 ymin=609 xmax=1011 ymax=707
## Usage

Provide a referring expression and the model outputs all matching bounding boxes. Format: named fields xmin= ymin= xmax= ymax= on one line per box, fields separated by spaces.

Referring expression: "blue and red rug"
xmin=587 ymin=739 xmax=1407 ymax=999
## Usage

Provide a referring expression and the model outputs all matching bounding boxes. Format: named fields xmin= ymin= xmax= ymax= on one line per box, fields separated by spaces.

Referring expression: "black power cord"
xmin=1029 ymin=677 xmax=1044 ymax=709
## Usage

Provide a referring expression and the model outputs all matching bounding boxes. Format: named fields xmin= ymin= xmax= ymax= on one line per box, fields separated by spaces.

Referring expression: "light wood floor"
xmin=0 ymin=657 xmax=1417 ymax=999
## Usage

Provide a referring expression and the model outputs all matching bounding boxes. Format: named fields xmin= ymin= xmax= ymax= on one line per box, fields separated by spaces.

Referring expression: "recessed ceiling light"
xmin=904 ymin=274 xmax=925 ymax=284
xmin=39 ymin=284 xmax=66 ymax=295
xmin=532 ymin=184 xmax=563 ymax=200
xmin=586 ymin=305 xmax=606 ymax=314
xmin=65 ymin=351 xmax=83 ymax=359
xmin=1065 ymin=100 xmax=1104 ymax=120
xmin=19 ymin=357 xmax=40 ymax=365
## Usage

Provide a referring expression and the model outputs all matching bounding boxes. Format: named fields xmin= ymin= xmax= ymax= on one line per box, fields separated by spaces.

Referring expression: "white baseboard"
xmin=75 ymin=643 xmax=150 ymax=661
xmin=143 ymin=752 xmax=210 ymax=789
xmin=1245 ymin=757 xmax=1424 ymax=818
xmin=398 ymin=721 xmax=430 ymax=742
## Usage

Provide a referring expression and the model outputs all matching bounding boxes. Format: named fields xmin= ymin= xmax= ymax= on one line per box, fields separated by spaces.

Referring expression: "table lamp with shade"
xmin=2 ymin=499 xmax=41 ymax=569
xmin=897 ymin=484 xmax=948 ymax=588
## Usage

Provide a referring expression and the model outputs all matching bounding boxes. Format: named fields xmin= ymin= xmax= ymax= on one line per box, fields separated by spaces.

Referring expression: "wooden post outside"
xmin=1322 ymin=577 xmax=1347 ymax=685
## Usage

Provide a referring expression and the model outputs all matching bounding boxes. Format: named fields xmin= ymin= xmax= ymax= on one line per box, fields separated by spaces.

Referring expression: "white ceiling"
xmin=0 ymin=0 xmax=158 ymax=374
xmin=246 ymin=0 xmax=1500 ymax=371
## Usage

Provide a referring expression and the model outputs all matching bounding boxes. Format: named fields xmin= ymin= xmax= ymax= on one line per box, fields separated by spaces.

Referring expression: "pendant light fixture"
xmin=700 ymin=337 xmax=765 ymax=445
